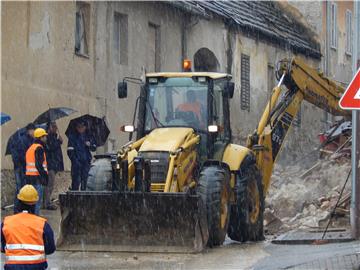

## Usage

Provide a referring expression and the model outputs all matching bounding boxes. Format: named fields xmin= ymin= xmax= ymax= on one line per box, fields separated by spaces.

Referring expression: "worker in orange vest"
xmin=176 ymin=89 xmax=206 ymax=128
xmin=24 ymin=128 xmax=49 ymax=215
xmin=1 ymin=185 xmax=56 ymax=269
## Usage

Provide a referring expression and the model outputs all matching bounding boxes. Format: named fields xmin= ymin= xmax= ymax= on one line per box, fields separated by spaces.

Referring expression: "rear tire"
xmin=86 ymin=157 xmax=113 ymax=191
xmin=227 ymin=157 xmax=265 ymax=242
xmin=196 ymin=165 xmax=231 ymax=247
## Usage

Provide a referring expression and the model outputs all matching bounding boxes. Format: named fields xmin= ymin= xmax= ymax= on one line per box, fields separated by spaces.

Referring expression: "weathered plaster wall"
xmin=289 ymin=1 xmax=355 ymax=83
xmin=229 ymin=33 xmax=323 ymax=163
xmin=328 ymin=1 xmax=354 ymax=83
xmin=1 ymin=1 xmax=328 ymax=175
xmin=1 ymin=1 xmax=187 ymax=170
xmin=92 ymin=1 xmax=184 ymax=150
xmin=1 ymin=1 xmax=98 ymax=171
xmin=186 ymin=18 xmax=228 ymax=73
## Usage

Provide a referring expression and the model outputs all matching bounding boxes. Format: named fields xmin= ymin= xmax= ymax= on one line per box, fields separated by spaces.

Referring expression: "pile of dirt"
xmin=1 ymin=169 xmax=71 ymax=207
xmin=265 ymin=158 xmax=351 ymax=235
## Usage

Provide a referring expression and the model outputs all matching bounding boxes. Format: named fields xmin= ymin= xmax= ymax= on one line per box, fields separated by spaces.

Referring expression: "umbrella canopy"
xmin=33 ymin=107 xmax=77 ymax=125
xmin=1 ymin=112 xmax=11 ymax=125
xmin=6 ymin=123 xmax=47 ymax=155
xmin=5 ymin=128 xmax=26 ymax=156
xmin=65 ymin=114 xmax=110 ymax=147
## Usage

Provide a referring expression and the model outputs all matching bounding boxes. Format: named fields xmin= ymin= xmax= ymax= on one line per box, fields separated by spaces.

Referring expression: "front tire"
xmin=196 ymin=164 xmax=231 ymax=247
xmin=86 ymin=157 xmax=113 ymax=191
xmin=227 ymin=156 xmax=265 ymax=242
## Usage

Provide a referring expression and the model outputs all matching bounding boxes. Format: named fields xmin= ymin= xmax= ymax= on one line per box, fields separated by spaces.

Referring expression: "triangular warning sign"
xmin=339 ymin=68 xmax=360 ymax=110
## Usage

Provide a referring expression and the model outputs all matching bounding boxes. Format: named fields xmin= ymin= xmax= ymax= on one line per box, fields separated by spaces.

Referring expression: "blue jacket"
xmin=67 ymin=132 xmax=96 ymax=167
xmin=10 ymin=134 xmax=34 ymax=171
xmin=45 ymin=133 xmax=64 ymax=172
xmin=1 ymin=219 xmax=56 ymax=270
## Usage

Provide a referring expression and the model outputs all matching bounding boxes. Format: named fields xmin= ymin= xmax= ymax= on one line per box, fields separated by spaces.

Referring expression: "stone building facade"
xmin=289 ymin=1 xmax=358 ymax=122
xmin=2 ymin=1 xmax=340 ymax=176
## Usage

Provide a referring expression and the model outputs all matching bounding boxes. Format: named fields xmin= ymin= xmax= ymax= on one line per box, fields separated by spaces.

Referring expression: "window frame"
xmin=212 ymin=79 xmax=231 ymax=143
xmin=330 ymin=3 xmax=337 ymax=50
xmin=148 ymin=23 xmax=161 ymax=72
xmin=345 ymin=9 xmax=352 ymax=56
xmin=113 ymin=12 xmax=128 ymax=65
xmin=75 ymin=1 xmax=90 ymax=58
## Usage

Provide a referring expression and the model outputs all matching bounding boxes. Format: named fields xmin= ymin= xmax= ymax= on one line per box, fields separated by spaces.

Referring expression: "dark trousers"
xmin=13 ymin=168 xmax=25 ymax=214
xmin=71 ymin=163 xmax=90 ymax=191
xmin=44 ymin=170 xmax=56 ymax=207
xmin=25 ymin=177 xmax=44 ymax=215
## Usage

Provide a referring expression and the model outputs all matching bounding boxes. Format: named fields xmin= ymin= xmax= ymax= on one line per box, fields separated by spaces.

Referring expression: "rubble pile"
xmin=265 ymin=157 xmax=351 ymax=235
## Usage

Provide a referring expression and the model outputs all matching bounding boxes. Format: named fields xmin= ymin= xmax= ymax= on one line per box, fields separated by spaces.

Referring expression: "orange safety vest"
xmin=2 ymin=212 xmax=47 ymax=265
xmin=177 ymin=102 xmax=202 ymax=121
xmin=25 ymin=143 xmax=48 ymax=176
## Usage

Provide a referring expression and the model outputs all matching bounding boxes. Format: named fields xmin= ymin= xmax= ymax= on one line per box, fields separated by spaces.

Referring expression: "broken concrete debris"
xmin=265 ymin=157 xmax=351 ymax=235
xmin=264 ymin=121 xmax=352 ymax=236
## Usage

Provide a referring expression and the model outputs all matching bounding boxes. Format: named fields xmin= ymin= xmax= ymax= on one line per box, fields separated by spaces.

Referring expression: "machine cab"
xmin=134 ymin=72 xmax=234 ymax=159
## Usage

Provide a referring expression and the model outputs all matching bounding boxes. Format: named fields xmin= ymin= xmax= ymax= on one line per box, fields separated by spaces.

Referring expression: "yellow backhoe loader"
xmin=57 ymin=57 xmax=350 ymax=252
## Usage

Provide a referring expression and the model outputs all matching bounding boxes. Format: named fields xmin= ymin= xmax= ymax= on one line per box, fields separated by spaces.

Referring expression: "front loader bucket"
xmin=57 ymin=191 xmax=208 ymax=253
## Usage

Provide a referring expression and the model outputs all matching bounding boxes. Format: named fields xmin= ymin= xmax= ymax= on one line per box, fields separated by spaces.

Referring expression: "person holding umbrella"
xmin=43 ymin=122 xmax=64 ymax=210
xmin=67 ymin=121 xmax=97 ymax=190
xmin=25 ymin=128 xmax=49 ymax=215
xmin=9 ymin=123 xmax=35 ymax=214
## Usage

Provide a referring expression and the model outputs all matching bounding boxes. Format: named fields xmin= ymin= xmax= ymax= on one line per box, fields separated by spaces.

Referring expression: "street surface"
xmin=1 ymin=209 xmax=359 ymax=269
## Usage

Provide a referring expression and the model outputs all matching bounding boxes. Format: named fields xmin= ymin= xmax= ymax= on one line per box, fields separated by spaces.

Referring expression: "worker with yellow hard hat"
xmin=1 ymin=185 xmax=56 ymax=269
xmin=24 ymin=128 xmax=49 ymax=215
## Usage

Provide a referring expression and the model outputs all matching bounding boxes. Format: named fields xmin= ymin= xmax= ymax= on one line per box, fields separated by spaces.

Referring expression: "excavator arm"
xmin=248 ymin=57 xmax=351 ymax=195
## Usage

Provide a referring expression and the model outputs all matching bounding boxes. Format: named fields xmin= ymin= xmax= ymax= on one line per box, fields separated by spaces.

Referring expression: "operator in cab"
xmin=176 ymin=89 xmax=206 ymax=127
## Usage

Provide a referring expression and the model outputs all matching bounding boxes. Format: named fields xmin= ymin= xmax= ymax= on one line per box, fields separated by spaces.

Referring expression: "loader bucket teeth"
xmin=57 ymin=191 xmax=209 ymax=253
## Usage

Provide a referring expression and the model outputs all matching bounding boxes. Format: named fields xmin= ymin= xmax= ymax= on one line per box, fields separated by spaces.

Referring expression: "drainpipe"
xmin=325 ymin=1 xmax=331 ymax=77
xmin=181 ymin=20 xmax=187 ymax=71
xmin=351 ymin=0 xmax=360 ymax=240
xmin=324 ymin=1 xmax=332 ymax=127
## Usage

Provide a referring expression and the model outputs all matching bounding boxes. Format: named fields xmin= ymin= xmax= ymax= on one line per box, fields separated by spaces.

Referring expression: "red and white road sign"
xmin=339 ymin=68 xmax=360 ymax=110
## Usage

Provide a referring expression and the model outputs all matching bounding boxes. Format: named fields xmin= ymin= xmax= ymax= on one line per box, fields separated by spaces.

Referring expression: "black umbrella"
xmin=65 ymin=114 xmax=110 ymax=147
xmin=5 ymin=123 xmax=47 ymax=155
xmin=33 ymin=107 xmax=77 ymax=125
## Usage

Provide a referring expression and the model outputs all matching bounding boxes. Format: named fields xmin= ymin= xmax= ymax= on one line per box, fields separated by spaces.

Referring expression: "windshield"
xmin=145 ymin=77 xmax=208 ymax=132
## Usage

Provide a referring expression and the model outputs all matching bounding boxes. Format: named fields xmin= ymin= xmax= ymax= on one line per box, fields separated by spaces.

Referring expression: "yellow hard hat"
xmin=34 ymin=128 xmax=48 ymax=138
xmin=17 ymin=185 xmax=39 ymax=204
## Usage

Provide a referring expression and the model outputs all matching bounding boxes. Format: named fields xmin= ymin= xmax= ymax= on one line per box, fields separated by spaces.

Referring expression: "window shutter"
xmin=240 ymin=54 xmax=250 ymax=112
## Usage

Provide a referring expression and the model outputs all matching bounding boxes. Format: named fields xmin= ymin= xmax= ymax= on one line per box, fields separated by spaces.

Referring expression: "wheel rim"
xmin=248 ymin=180 xmax=260 ymax=224
xmin=220 ymin=185 xmax=229 ymax=229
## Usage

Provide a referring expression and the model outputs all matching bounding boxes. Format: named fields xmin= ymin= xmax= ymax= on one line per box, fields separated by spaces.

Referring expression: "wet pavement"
xmin=1 ymin=209 xmax=359 ymax=269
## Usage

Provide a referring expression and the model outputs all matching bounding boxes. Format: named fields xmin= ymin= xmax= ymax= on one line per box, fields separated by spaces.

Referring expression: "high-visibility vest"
xmin=177 ymin=102 xmax=202 ymax=120
xmin=2 ymin=212 xmax=47 ymax=265
xmin=25 ymin=143 xmax=48 ymax=176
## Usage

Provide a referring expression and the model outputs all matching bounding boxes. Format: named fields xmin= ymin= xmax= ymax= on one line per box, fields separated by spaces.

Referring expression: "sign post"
xmin=340 ymin=0 xmax=360 ymax=240
xmin=340 ymin=70 xmax=360 ymax=239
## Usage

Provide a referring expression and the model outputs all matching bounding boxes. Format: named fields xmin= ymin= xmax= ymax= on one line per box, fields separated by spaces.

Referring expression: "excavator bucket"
xmin=57 ymin=191 xmax=209 ymax=253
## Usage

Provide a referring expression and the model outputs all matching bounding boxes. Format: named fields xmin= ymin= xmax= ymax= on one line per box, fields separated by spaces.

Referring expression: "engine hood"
xmin=139 ymin=127 xmax=195 ymax=152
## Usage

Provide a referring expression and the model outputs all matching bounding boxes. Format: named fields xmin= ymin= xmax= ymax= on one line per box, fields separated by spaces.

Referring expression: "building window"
xmin=113 ymin=12 xmax=128 ymax=65
xmin=75 ymin=2 xmax=90 ymax=57
xmin=240 ymin=54 xmax=250 ymax=112
xmin=147 ymin=23 xmax=161 ymax=72
xmin=330 ymin=3 xmax=337 ymax=49
xmin=346 ymin=10 xmax=352 ymax=55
